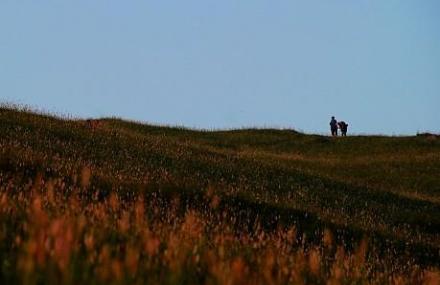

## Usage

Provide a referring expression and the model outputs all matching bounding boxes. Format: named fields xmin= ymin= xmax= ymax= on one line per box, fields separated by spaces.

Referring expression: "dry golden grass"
xmin=0 ymin=170 xmax=438 ymax=284
xmin=1 ymin=106 xmax=439 ymax=284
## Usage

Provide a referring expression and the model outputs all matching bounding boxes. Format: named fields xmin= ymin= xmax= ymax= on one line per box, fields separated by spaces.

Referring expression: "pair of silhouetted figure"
xmin=330 ymin=116 xmax=348 ymax=136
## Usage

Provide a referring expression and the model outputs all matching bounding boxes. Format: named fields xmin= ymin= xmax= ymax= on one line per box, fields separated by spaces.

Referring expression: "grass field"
xmin=0 ymin=106 xmax=439 ymax=284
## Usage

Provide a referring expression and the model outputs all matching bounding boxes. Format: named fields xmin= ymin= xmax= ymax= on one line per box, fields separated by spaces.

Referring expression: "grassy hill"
xmin=0 ymin=106 xmax=439 ymax=284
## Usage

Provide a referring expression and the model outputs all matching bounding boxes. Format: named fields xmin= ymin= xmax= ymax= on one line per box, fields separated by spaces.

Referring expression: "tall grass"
xmin=0 ymin=106 xmax=439 ymax=284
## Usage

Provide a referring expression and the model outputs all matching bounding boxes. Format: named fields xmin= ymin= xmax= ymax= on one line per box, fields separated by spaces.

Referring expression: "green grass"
xmin=0 ymin=106 xmax=439 ymax=284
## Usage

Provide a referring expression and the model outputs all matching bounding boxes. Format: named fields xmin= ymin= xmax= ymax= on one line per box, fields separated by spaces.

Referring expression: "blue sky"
xmin=1 ymin=1 xmax=439 ymax=135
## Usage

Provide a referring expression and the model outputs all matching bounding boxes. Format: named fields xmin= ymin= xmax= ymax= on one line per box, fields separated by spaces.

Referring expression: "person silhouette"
xmin=338 ymin=121 xmax=348 ymax=136
xmin=330 ymin=116 xmax=338 ymax=136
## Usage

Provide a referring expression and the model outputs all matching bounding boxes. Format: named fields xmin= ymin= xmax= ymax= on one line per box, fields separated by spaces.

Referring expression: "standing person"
xmin=338 ymin=121 xmax=348 ymax=136
xmin=330 ymin=116 xmax=338 ymax=136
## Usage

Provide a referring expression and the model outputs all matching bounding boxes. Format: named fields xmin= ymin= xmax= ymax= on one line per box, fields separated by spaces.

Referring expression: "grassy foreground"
xmin=0 ymin=106 xmax=439 ymax=284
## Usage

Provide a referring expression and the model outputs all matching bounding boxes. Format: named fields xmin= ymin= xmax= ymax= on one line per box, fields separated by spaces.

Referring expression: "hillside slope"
xmin=1 ymin=107 xmax=439 ymax=283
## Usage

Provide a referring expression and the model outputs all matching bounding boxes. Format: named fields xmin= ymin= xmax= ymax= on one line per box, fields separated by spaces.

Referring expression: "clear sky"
xmin=1 ymin=1 xmax=439 ymax=135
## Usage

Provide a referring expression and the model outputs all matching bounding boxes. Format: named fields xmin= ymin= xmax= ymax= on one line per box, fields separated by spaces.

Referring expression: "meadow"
xmin=0 ymin=106 xmax=439 ymax=284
